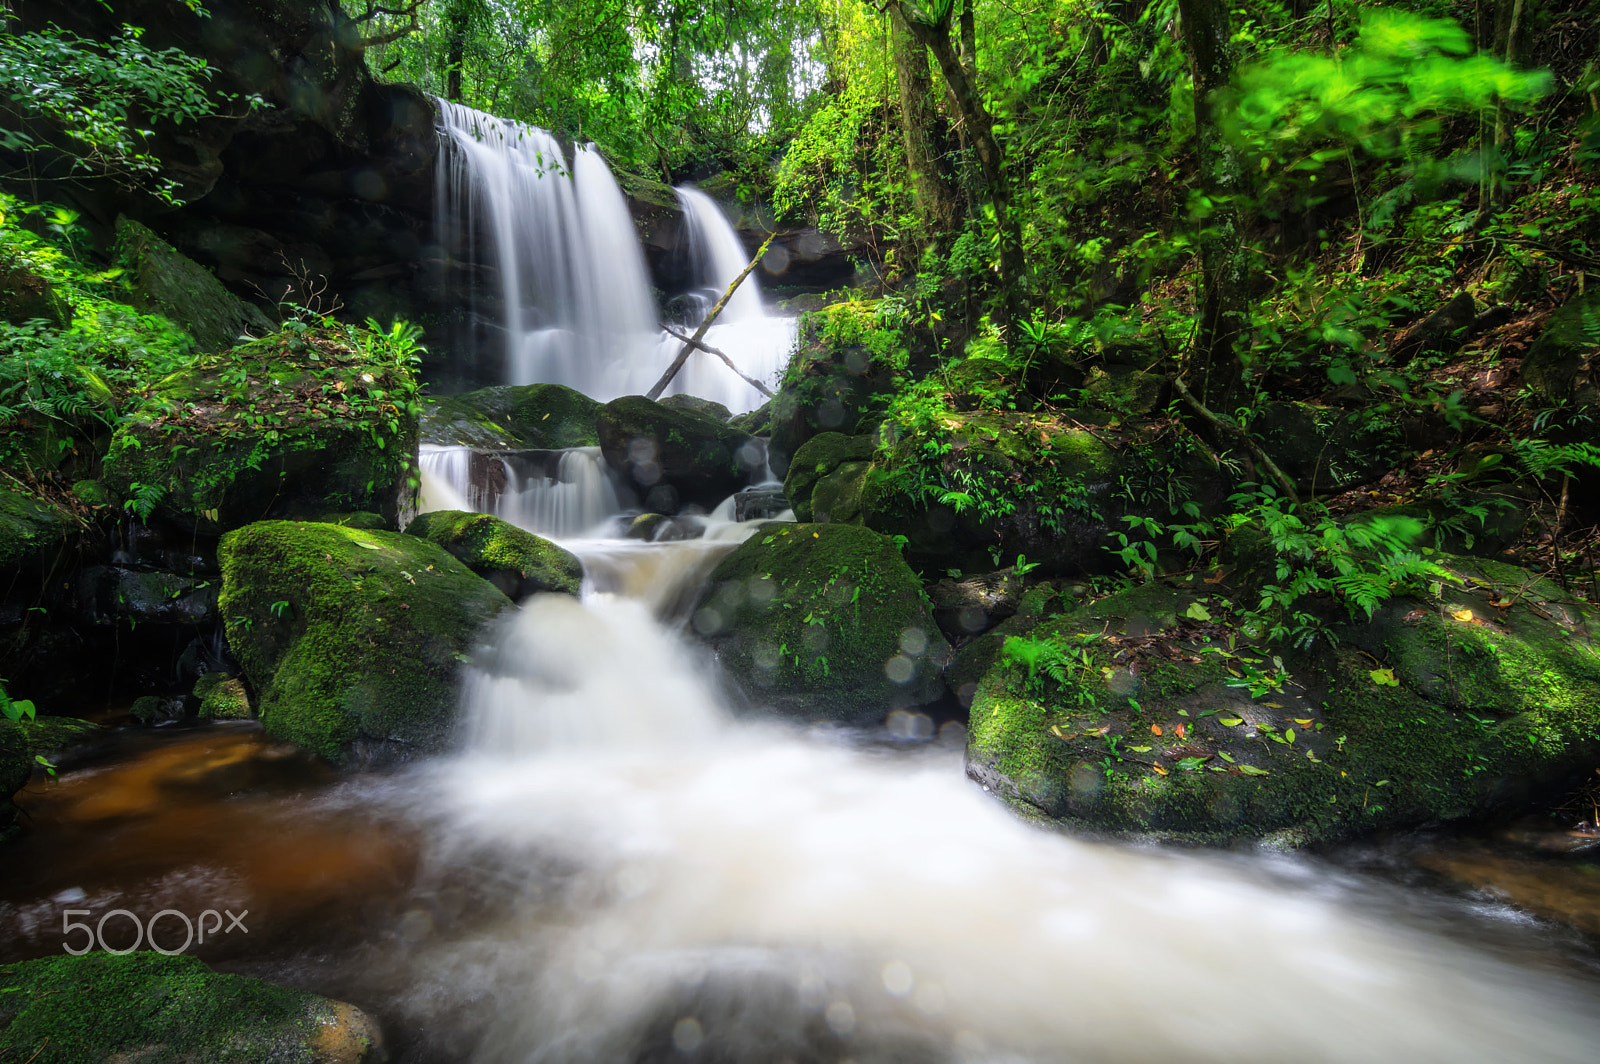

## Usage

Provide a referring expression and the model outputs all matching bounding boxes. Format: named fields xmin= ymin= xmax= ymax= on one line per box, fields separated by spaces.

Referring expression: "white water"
xmin=436 ymin=101 xmax=660 ymax=397
xmin=418 ymin=444 xmax=628 ymax=540
xmin=436 ymin=101 xmax=793 ymax=414
xmin=388 ymin=575 xmax=1600 ymax=1063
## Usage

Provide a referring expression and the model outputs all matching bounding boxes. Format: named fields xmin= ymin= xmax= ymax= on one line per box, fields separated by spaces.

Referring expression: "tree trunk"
xmin=1176 ymin=0 xmax=1246 ymax=408
xmin=895 ymin=1 xmax=1024 ymax=326
xmin=888 ymin=6 xmax=963 ymax=253
xmin=444 ymin=0 xmax=472 ymax=102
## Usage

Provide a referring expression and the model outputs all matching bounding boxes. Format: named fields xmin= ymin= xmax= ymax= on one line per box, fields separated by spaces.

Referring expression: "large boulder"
xmin=597 ymin=394 xmax=758 ymax=512
xmin=421 ymin=382 xmax=601 ymax=449
xmin=405 ymin=510 xmax=582 ymax=599
xmin=115 ymin=216 xmax=275 ymax=352
xmin=0 ymin=488 xmax=73 ymax=573
xmin=967 ymin=558 xmax=1600 ymax=847
xmin=0 ymin=952 xmax=383 ymax=1063
xmin=102 ymin=321 xmax=420 ymax=534
xmin=783 ymin=432 xmax=877 ymax=523
xmin=691 ymin=523 xmax=948 ymax=723
xmin=0 ymin=264 xmax=70 ymax=327
xmin=1522 ymin=289 xmax=1599 ymax=404
xmin=219 ymin=521 xmax=511 ymax=764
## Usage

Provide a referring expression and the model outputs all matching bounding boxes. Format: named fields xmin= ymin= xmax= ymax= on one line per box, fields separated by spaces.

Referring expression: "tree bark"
xmin=888 ymin=6 xmax=963 ymax=252
xmin=443 ymin=0 xmax=473 ymax=102
xmin=1176 ymin=0 xmax=1246 ymax=408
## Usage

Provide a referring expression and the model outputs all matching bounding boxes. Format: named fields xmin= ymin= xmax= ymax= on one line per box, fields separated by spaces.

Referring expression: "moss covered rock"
xmin=1084 ymin=364 xmax=1170 ymax=415
xmin=0 ymin=488 xmax=72 ymax=572
xmin=1253 ymin=401 xmax=1403 ymax=495
xmin=219 ymin=521 xmax=511 ymax=764
xmin=783 ymin=432 xmax=876 ymax=523
xmin=1 ymin=714 xmax=101 ymax=837
xmin=597 ymin=394 xmax=757 ymax=511
xmin=420 ymin=382 xmax=601 ymax=449
xmin=967 ymin=559 xmax=1600 ymax=847
xmin=102 ymin=321 xmax=420 ymax=535
xmin=115 ymin=216 xmax=274 ymax=353
xmin=0 ymin=951 xmax=383 ymax=1063
xmin=691 ymin=523 xmax=948 ymax=724
xmin=405 ymin=510 xmax=582 ymax=599
xmin=0 ymin=264 xmax=70 ymax=328
xmin=196 ymin=672 xmax=254 ymax=720
xmin=660 ymin=393 xmax=733 ymax=423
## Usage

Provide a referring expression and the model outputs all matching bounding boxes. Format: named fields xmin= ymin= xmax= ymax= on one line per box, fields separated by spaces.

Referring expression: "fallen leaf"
xmin=1174 ymin=723 xmax=1187 ymax=738
xmin=1151 ymin=763 xmax=1169 ymax=776
xmin=1218 ymin=751 xmax=1237 ymax=763
xmin=1403 ymin=608 xmax=1428 ymax=623
xmin=1151 ymin=724 xmax=1163 ymax=735
xmin=1284 ymin=728 xmax=1297 ymax=744
xmin=1219 ymin=717 xmax=1244 ymax=726
xmin=1293 ymin=718 xmax=1313 ymax=726
xmin=1369 ymin=668 xmax=1399 ymax=686
xmin=1239 ymin=765 xmax=1271 ymax=776
xmin=1185 ymin=602 xmax=1212 ymax=622
xmin=1262 ymin=702 xmax=1284 ymax=709
xmin=1451 ymin=608 xmax=1474 ymax=622
xmin=1203 ymin=569 xmax=1230 ymax=585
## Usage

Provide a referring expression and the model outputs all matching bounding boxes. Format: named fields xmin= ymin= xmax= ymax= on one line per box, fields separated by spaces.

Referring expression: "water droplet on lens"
xmin=881 ymin=959 xmax=913 ymax=997
xmin=672 ymin=1017 xmax=704 ymax=1053
xmin=884 ymin=655 xmax=914 ymax=684
xmin=824 ymin=1000 xmax=856 ymax=1037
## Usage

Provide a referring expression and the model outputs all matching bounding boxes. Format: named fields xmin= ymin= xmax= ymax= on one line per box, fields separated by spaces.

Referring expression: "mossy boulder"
xmin=660 ymin=393 xmax=733 ymax=423
xmin=195 ymin=672 xmax=253 ymax=720
xmin=405 ymin=510 xmax=582 ymax=599
xmin=967 ymin=558 xmax=1600 ymax=847
xmin=691 ymin=523 xmax=948 ymax=724
xmin=597 ymin=394 xmax=758 ymax=511
xmin=946 ymin=356 xmax=1017 ymax=409
xmin=102 ymin=322 xmax=420 ymax=535
xmin=219 ymin=521 xmax=512 ymax=764
xmin=783 ymin=432 xmax=877 ymax=523
xmin=0 ymin=951 xmax=383 ymax=1063
xmin=420 ymin=382 xmax=601 ymax=449
xmin=70 ymin=479 xmax=111 ymax=509
xmin=0 ymin=721 xmax=31 ymax=839
xmin=0 ymin=488 xmax=72 ymax=572
xmin=769 ymin=303 xmax=897 ymax=475
xmin=1 ymin=715 xmax=102 ymax=837
xmin=115 ymin=216 xmax=274 ymax=352
xmin=1522 ymin=288 xmax=1599 ymax=404
xmin=1084 ymin=364 xmax=1170 ymax=415
xmin=729 ymin=399 xmax=772 ymax=436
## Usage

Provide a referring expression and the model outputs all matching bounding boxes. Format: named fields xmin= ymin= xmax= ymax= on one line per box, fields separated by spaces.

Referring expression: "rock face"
xmin=597 ymin=394 xmax=758 ymax=512
xmin=0 ymin=951 xmax=384 ymax=1063
xmin=405 ymin=510 xmax=582 ymax=600
xmin=116 ymin=216 xmax=275 ymax=352
xmin=692 ymin=523 xmax=948 ymax=723
xmin=101 ymin=321 xmax=419 ymax=534
xmin=421 ymin=382 xmax=601 ymax=449
xmin=0 ymin=488 xmax=72 ymax=573
xmin=0 ymin=265 xmax=70 ymax=327
xmin=219 ymin=520 xmax=511 ymax=763
xmin=966 ymin=559 xmax=1600 ymax=847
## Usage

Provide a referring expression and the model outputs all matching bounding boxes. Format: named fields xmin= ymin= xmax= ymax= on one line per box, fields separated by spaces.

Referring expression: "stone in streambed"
xmin=0 ymin=951 xmax=384 ymax=1063
xmin=421 ymin=381 xmax=601 ymax=449
xmin=195 ymin=671 xmax=254 ymax=720
xmin=597 ymin=394 xmax=756 ymax=511
xmin=967 ymin=559 xmax=1600 ymax=847
xmin=219 ymin=521 xmax=512 ymax=764
xmin=404 ymin=510 xmax=582 ymax=599
xmin=692 ymin=523 xmax=948 ymax=724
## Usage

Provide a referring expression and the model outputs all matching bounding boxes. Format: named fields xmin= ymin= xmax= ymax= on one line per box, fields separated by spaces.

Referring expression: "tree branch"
xmin=660 ymin=325 xmax=775 ymax=398
xmin=1170 ymin=374 xmax=1301 ymax=504
xmin=647 ymin=233 xmax=774 ymax=400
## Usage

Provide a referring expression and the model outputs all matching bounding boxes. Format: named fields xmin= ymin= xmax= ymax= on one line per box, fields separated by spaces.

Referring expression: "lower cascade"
xmin=390 ymin=574 xmax=1600 ymax=1063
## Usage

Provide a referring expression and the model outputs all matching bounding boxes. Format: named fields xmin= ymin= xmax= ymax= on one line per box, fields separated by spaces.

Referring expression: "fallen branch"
xmin=1170 ymin=375 xmax=1301 ymax=505
xmin=647 ymin=233 xmax=775 ymax=400
xmin=661 ymin=324 xmax=775 ymax=398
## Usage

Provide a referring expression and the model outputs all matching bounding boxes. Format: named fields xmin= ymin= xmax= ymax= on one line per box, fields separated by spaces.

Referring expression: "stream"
xmin=6 ymin=519 xmax=1600 ymax=1063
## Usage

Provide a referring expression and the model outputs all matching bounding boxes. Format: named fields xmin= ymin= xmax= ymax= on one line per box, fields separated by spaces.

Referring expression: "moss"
xmin=405 ymin=509 xmax=582 ymax=599
xmin=199 ymin=675 xmax=253 ymax=720
xmin=102 ymin=322 xmax=419 ymax=534
xmin=0 ymin=488 xmax=72 ymax=571
xmin=783 ymin=432 xmax=876 ymax=521
xmin=218 ymin=521 xmax=512 ymax=763
xmin=422 ymin=382 xmax=601 ymax=449
xmin=660 ymin=393 xmax=733 ymax=423
xmin=770 ymin=308 xmax=897 ymax=467
xmin=1083 ymin=365 xmax=1169 ymax=416
xmin=69 ymin=479 xmax=111 ymax=509
xmin=729 ymin=400 xmax=772 ymax=436
xmin=692 ymin=523 xmax=948 ymax=723
xmin=114 ymin=216 xmax=274 ymax=353
xmin=967 ymin=558 xmax=1600 ymax=847
xmin=0 ymin=951 xmax=382 ymax=1063
xmin=596 ymin=394 xmax=755 ymax=510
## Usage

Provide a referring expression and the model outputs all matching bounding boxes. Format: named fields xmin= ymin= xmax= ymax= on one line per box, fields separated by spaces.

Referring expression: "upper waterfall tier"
xmin=435 ymin=100 xmax=660 ymax=399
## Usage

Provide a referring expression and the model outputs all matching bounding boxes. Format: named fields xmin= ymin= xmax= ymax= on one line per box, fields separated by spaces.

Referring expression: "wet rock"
xmin=0 ymin=488 xmax=72 ymax=573
xmin=692 ymin=523 xmax=949 ymax=724
xmin=0 ymin=721 xmax=30 ymax=840
xmin=404 ymin=510 xmax=582 ymax=599
xmin=967 ymin=558 xmax=1600 ymax=847
xmin=75 ymin=566 xmax=219 ymax=627
xmin=195 ymin=672 xmax=254 ymax=720
xmin=782 ymin=432 xmax=876 ymax=523
xmin=219 ymin=520 xmax=512 ymax=764
xmin=0 ymin=951 xmax=384 ymax=1063
xmin=101 ymin=321 xmax=419 ymax=535
xmin=734 ymin=487 xmax=790 ymax=522
xmin=929 ymin=571 xmax=1025 ymax=642
xmin=626 ymin=512 xmax=672 ymax=541
xmin=728 ymin=399 xmax=772 ymax=436
xmin=947 ymin=356 xmax=1018 ymax=410
xmin=115 ymin=216 xmax=275 ymax=352
xmin=1522 ymin=288 xmax=1600 ymax=405
xmin=421 ymin=382 xmax=601 ymax=449
xmin=597 ymin=394 xmax=756 ymax=510
xmin=69 ymin=479 xmax=111 ymax=509
xmin=131 ymin=694 xmax=187 ymax=726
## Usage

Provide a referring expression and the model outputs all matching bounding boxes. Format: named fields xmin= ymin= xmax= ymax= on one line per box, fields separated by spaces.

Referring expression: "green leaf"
xmin=1238 ymin=765 xmax=1271 ymax=776
xmin=1184 ymin=602 xmax=1212 ymax=621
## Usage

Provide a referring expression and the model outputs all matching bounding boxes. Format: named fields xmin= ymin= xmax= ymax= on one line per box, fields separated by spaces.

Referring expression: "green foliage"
xmin=0 ymin=677 xmax=36 ymax=723
xmin=0 ymin=21 xmax=258 ymax=204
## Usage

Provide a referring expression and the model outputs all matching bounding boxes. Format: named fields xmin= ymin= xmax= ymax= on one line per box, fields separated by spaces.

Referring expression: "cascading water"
xmin=376 ymin=588 xmax=1600 ymax=1063
xmin=657 ymin=187 xmax=795 ymax=415
xmin=418 ymin=444 xmax=630 ymax=540
xmin=435 ymin=101 xmax=660 ymax=397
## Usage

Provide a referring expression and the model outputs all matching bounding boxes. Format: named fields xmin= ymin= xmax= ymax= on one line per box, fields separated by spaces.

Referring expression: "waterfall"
xmin=656 ymin=187 xmax=796 ymax=414
xmin=418 ymin=444 xmax=628 ymax=539
xmin=435 ymin=100 xmax=659 ymax=398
